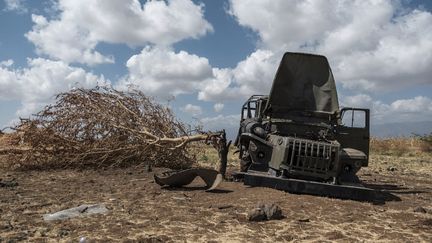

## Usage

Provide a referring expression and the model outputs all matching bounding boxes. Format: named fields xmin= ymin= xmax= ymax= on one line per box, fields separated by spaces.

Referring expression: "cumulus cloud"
xmin=213 ymin=103 xmax=224 ymax=112
xmin=200 ymin=114 xmax=239 ymax=130
xmin=228 ymin=0 xmax=432 ymax=92
xmin=197 ymin=68 xmax=237 ymax=101
xmin=181 ymin=104 xmax=202 ymax=116
xmin=0 ymin=58 xmax=108 ymax=118
xmin=341 ymin=94 xmax=432 ymax=124
xmin=390 ymin=96 xmax=432 ymax=114
xmin=0 ymin=59 xmax=14 ymax=67
xmin=4 ymin=0 xmax=27 ymax=13
xmin=198 ymin=50 xmax=279 ymax=102
xmin=25 ymin=0 xmax=213 ymax=65
xmin=117 ymin=46 xmax=213 ymax=98
xmin=231 ymin=49 xmax=278 ymax=96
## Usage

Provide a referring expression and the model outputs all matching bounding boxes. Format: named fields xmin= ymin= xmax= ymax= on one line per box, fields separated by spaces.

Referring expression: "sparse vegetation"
xmin=414 ymin=132 xmax=432 ymax=153
xmin=370 ymin=136 xmax=432 ymax=156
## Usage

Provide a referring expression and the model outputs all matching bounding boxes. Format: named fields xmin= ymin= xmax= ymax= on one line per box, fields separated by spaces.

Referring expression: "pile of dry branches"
xmin=2 ymin=87 xmax=221 ymax=169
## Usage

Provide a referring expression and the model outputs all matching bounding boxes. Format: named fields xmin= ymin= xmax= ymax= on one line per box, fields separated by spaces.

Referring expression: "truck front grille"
xmin=284 ymin=138 xmax=339 ymax=178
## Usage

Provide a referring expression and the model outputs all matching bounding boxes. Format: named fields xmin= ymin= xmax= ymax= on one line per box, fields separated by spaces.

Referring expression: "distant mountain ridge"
xmin=371 ymin=121 xmax=432 ymax=138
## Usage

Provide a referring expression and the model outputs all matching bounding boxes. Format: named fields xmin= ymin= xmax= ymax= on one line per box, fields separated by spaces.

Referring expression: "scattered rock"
xmin=7 ymin=232 xmax=28 ymax=242
xmin=35 ymin=228 xmax=49 ymax=237
xmin=419 ymin=219 xmax=432 ymax=227
xmin=0 ymin=221 xmax=13 ymax=231
xmin=275 ymin=235 xmax=295 ymax=241
xmin=248 ymin=208 xmax=267 ymax=221
xmin=298 ymin=218 xmax=310 ymax=223
xmin=135 ymin=235 xmax=171 ymax=242
xmin=57 ymin=228 xmax=70 ymax=238
xmin=325 ymin=230 xmax=345 ymax=240
xmin=248 ymin=203 xmax=283 ymax=221
xmin=145 ymin=164 xmax=152 ymax=172
xmin=387 ymin=166 xmax=397 ymax=172
xmin=217 ymin=205 xmax=233 ymax=210
xmin=0 ymin=178 xmax=18 ymax=188
xmin=171 ymin=196 xmax=190 ymax=201
xmin=413 ymin=206 xmax=427 ymax=214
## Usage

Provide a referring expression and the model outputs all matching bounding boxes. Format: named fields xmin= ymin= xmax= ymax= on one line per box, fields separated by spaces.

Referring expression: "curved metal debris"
xmin=154 ymin=168 xmax=222 ymax=191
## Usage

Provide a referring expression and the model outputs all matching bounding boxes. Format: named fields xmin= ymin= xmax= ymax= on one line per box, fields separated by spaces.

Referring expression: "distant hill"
xmin=371 ymin=121 xmax=432 ymax=138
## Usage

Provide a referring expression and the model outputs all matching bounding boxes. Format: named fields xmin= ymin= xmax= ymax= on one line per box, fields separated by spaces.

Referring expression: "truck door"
xmin=336 ymin=108 xmax=370 ymax=165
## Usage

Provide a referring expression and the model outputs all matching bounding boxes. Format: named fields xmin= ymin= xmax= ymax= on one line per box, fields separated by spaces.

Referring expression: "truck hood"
xmin=264 ymin=52 xmax=339 ymax=118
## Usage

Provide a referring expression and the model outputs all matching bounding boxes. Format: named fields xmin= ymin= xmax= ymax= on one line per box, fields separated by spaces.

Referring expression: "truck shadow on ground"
xmin=162 ymin=186 xmax=234 ymax=194
xmin=370 ymin=190 xmax=401 ymax=205
xmin=364 ymin=182 xmax=428 ymax=196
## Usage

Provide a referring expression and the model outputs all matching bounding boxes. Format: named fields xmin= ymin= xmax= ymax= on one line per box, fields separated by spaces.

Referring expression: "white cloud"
xmin=341 ymin=94 xmax=432 ymax=124
xmin=231 ymin=49 xmax=279 ymax=96
xmin=213 ymin=103 xmax=224 ymax=112
xmin=341 ymin=94 xmax=375 ymax=109
xmin=200 ymin=114 xmax=239 ymax=131
xmin=390 ymin=96 xmax=432 ymax=113
xmin=181 ymin=104 xmax=202 ymax=116
xmin=197 ymin=68 xmax=236 ymax=101
xmin=0 ymin=58 xmax=108 ymax=118
xmin=4 ymin=0 xmax=27 ymax=13
xmin=0 ymin=59 xmax=14 ymax=67
xmin=26 ymin=0 xmax=213 ymax=65
xmin=228 ymin=0 xmax=432 ymax=93
xmin=117 ymin=46 xmax=213 ymax=98
xmin=198 ymin=50 xmax=279 ymax=102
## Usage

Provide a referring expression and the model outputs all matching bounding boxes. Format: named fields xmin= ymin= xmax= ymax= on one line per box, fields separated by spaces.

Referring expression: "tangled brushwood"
xmin=2 ymin=87 xmax=222 ymax=169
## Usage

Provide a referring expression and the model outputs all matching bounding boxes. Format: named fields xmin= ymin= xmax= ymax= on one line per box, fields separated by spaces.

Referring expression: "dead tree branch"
xmin=2 ymin=87 xmax=223 ymax=170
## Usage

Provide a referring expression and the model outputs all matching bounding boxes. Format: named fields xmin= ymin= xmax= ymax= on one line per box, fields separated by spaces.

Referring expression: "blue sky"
xmin=0 ymin=0 xmax=431 ymax=136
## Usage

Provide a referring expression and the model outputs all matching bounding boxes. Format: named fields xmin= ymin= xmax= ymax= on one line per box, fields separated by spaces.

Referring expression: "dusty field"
xmin=1 ymin=151 xmax=432 ymax=242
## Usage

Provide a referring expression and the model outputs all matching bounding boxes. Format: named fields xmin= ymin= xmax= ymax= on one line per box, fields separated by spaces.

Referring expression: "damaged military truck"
xmin=234 ymin=52 xmax=374 ymax=200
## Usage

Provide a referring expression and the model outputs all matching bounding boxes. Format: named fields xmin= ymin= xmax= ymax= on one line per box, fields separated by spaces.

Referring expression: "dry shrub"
xmin=2 ymin=87 xmax=219 ymax=170
xmin=370 ymin=136 xmax=431 ymax=155
xmin=0 ymin=133 xmax=20 ymax=147
xmin=415 ymin=133 xmax=432 ymax=153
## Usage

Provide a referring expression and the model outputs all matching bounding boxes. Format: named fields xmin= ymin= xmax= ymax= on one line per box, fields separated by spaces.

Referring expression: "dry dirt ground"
xmin=1 ymin=153 xmax=432 ymax=242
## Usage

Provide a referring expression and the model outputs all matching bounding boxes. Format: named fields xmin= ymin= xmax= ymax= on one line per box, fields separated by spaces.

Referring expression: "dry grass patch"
xmin=371 ymin=136 xmax=431 ymax=156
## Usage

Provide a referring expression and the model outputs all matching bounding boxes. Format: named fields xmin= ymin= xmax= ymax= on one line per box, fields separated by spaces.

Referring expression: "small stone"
xmin=247 ymin=203 xmax=283 ymax=221
xmin=247 ymin=208 xmax=267 ymax=222
xmin=217 ymin=205 xmax=233 ymax=210
xmin=422 ymin=219 xmax=432 ymax=226
xmin=0 ymin=179 xmax=18 ymax=188
xmin=387 ymin=166 xmax=397 ymax=172
xmin=145 ymin=164 xmax=152 ymax=172
xmin=413 ymin=206 xmax=427 ymax=214
xmin=262 ymin=203 xmax=283 ymax=220
xmin=57 ymin=229 xmax=70 ymax=238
